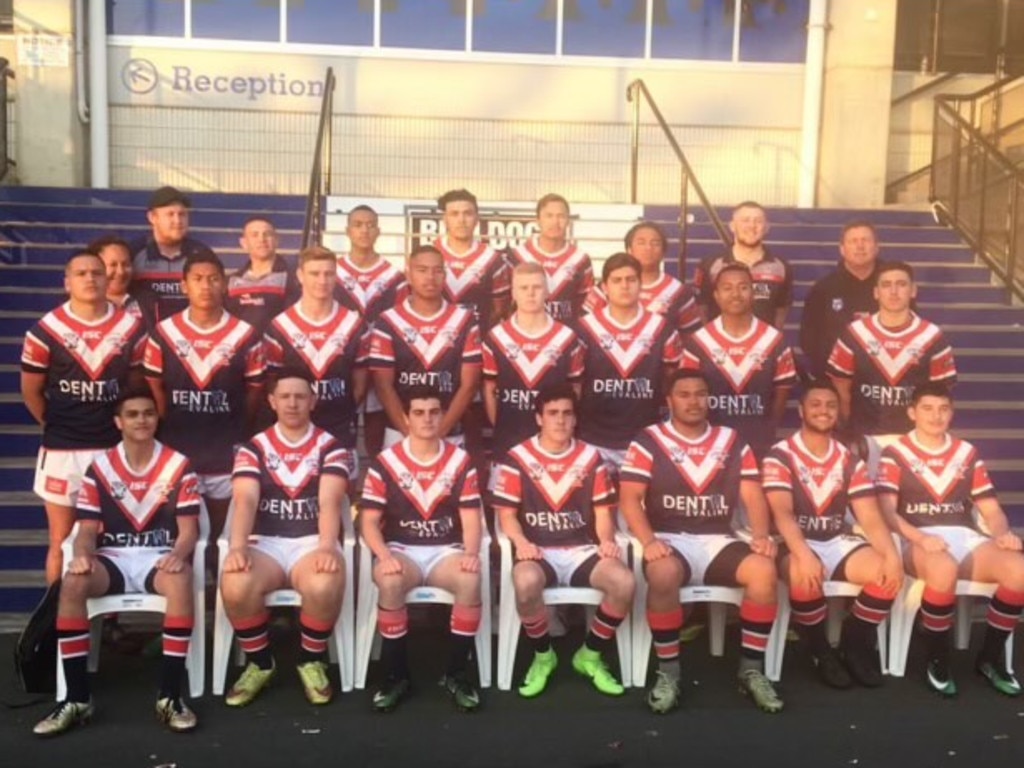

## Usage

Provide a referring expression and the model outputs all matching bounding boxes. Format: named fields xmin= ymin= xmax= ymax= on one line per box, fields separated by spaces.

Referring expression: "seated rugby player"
xmin=34 ymin=388 xmax=201 ymax=736
xmin=493 ymin=384 xmax=633 ymax=697
xmin=877 ymin=383 xmax=1024 ymax=697
xmin=219 ymin=369 xmax=352 ymax=707
xmin=620 ymin=370 xmax=783 ymax=714
xmin=359 ymin=385 xmax=484 ymax=712
xmin=763 ymin=380 xmax=902 ymax=688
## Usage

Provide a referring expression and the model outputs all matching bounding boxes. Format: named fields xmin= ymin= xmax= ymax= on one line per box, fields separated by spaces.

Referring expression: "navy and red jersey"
xmin=360 ymin=439 xmax=480 ymax=547
xmin=368 ymin=299 xmax=481 ymax=411
xmin=225 ymin=256 xmax=300 ymax=334
xmin=762 ymin=434 xmax=875 ymax=541
xmin=491 ymin=437 xmax=615 ymax=548
xmin=680 ymin=317 xmax=797 ymax=458
xmin=144 ymin=310 xmax=265 ymax=474
xmin=482 ymin=318 xmax=584 ymax=457
xmin=826 ymin=312 xmax=957 ymax=435
xmin=77 ymin=441 xmax=200 ymax=549
xmin=128 ymin=236 xmax=213 ymax=329
xmin=434 ymin=237 xmax=510 ymax=329
xmin=621 ymin=422 xmax=759 ymax=535
xmin=264 ymin=302 xmax=369 ymax=448
xmin=692 ymin=248 xmax=793 ymax=325
xmin=585 ymin=274 xmax=702 ymax=336
xmin=577 ymin=307 xmax=683 ymax=450
xmin=876 ymin=434 xmax=995 ymax=530
xmin=334 ymin=255 xmax=405 ymax=325
xmin=233 ymin=424 xmax=352 ymax=539
xmin=21 ymin=302 xmax=147 ymax=450
xmin=505 ymin=238 xmax=594 ymax=323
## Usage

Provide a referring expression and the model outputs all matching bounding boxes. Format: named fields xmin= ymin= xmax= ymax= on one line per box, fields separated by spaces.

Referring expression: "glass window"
xmin=562 ymin=0 xmax=646 ymax=58
xmin=473 ymin=0 xmax=557 ymax=55
xmin=738 ymin=0 xmax=809 ymax=63
xmin=650 ymin=0 xmax=735 ymax=61
xmin=380 ymin=0 xmax=467 ymax=51
xmin=107 ymin=0 xmax=185 ymax=36
xmin=287 ymin=0 xmax=374 ymax=46
xmin=192 ymin=0 xmax=280 ymax=42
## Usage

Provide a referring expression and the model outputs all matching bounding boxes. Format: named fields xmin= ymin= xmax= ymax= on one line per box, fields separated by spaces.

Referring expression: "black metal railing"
xmin=301 ymin=67 xmax=336 ymax=250
xmin=1 ymin=57 xmax=14 ymax=183
xmin=626 ymin=79 xmax=730 ymax=278
xmin=931 ymin=96 xmax=1023 ymax=302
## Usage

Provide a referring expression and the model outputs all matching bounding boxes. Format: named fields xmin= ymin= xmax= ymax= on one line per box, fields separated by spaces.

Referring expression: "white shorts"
xmin=383 ymin=428 xmax=464 ymax=450
xmin=864 ymin=434 xmax=901 ymax=480
xmin=33 ymin=447 xmax=103 ymax=506
xmin=386 ymin=542 xmax=464 ymax=583
xmin=660 ymin=532 xmax=745 ymax=586
xmin=248 ymin=534 xmax=340 ymax=577
xmin=903 ymin=525 xmax=989 ymax=565
xmin=97 ymin=546 xmax=169 ymax=594
xmin=537 ymin=544 xmax=600 ymax=588
xmin=805 ymin=535 xmax=870 ymax=579
xmin=197 ymin=473 xmax=233 ymax=500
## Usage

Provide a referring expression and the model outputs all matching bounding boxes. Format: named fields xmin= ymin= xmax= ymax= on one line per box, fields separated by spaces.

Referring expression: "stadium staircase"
xmin=0 ymin=188 xmax=1021 ymax=631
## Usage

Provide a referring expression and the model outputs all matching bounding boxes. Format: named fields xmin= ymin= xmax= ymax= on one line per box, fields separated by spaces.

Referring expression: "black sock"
xmin=446 ymin=632 xmax=475 ymax=677
xmin=57 ymin=618 xmax=92 ymax=703
xmin=380 ymin=635 xmax=409 ymax=681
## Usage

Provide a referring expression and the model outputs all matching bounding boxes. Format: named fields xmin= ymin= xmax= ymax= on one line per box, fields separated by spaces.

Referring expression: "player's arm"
xmin=773 ymin=305 xmax=789 ymax=332
xmin=482 ymin=379 xmax=498 ymax=426
xmin=877 ymin=491 xmax=944 ymax=553
xmin=594 ymin=504 xmax=621 ymax=559
xmin=440 ymin=363 xmax=481 ymax=437
xmin=223 ymin=476 xmax=260 ymax=572
xmin=619 ymin=479 xmax=671 ymax=562
xmin=352 ymin=366 xmax=369 ymax=407
xmin=770 ymin=385 xmax=792 ymax=429
xmin=313 ymin=472 xmax=347 ymax=573
xmin=490 ymin=295 xmax=510 ymax=330
xmin=798 ymin=283 xmax=824 ymax=375
xmin=740 ymin=479 xmax=776 ymax=557
xmin=146 ymin=376 xmax=168 ymax=419
xmin=458 ymin=504 xmax=483 ymax=573
xmin=161 ymin=514 xmax=199 ymax=573
xmin=497 ymin=504 xmax=540 ymax=560
xmin=372 ymin=367 xmax=407 ymax=435
xmin=849 ymin=494 xmax=903 ymax=592
xmin=245 ymin=381 xmax=265 ymax=435
xmin=830 ymin=376 xmax=853 ymax=426
xmin=976 ymin=496 xmax=1021 ymax=550
xmin=67 ymin=519 xmax=100 ymax=575
xmin=20 ymin=371 xmax=47 ymax=426
xmin=765 ymin=488 xmax=821 ymax=592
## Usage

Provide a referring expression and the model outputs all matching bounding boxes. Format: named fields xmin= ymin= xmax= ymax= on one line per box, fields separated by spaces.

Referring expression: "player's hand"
xmin=917 ymin=535 xmax=948 ymax=554
xmin=460 ymin=553 xmax=480 ymax=573
xmin=67 ymin=556 xmax=95 ymax=575
xmin=876 ymin=551 xmax=904 ymax=595
xmin=515 ymin=541 xmax=543 ymax=561
xmin=156 ymin=552 xmax=187 ymax=573
xmin=750 ymin=536 xmax=778 ymax=559
xmin=378 ymin=555 xmax=403 ymax=576
xmin=792 ymin=550 xmax=824 ymax=594
xmin=643 ymin=539 xmax=672 ymax=562
xmin=313 ymin=547 xmax=341 ymax=573
xmin=598 ymin=541 xmax=621 ymax=560
xmin=223 ymin=547 xmax=252 ymax=573
xmin=995 ymin=532 xmax=1023 ymax=551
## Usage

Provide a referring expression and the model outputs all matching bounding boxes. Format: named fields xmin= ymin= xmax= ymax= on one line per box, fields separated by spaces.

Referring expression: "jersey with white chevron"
xmin=434 ymin=237 xmax=510 ymax=328
xmin=506 ymin=238 xmax=594 ymax=323
xmin=265 ymin=302 xmax=369 ymax=447
xmin=576 ymin=307 xmax=683 ymax=450
xmin=482 ymin=317 xmax=585 ymax=457
xmin=233 ymin=424 xmax=352 ymax=538
xmin=620 ymin=423 xmax=759 ymax=535
xmin=368 ymin=299 xmax=481 ymax=409
xmin=585 ymin=274 xmax=702 ymax=335
xmin=762 ymin=433 xmax=874 ymax=541
xmin=144 ymin=310 xmax=265 ymax=473
xmin=492 ymin=437 xmax=614 ymax=547
xmin=681 ymin=316 xmax=797 ymax=457
xmin=360 ymin=439 xmax=480 ymax=546
xmin=21 ymin=302 xmax=147 ymax=449
xmin=333 ymin=255 xmax=405 ymax=324
xmin=876 ymin=433 xmax=995 ymax=529
xmin=225 ymin=257 xmax=300 ymax=334
xmin=827 ymin=313 xmax=957 ymax=435
xmin=77 ymin=441 xmax=199 ymax=549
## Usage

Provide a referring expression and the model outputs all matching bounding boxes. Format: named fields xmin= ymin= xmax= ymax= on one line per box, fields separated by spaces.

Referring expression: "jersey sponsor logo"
xmin=272 ymin=306 xmax=362 ymax=378
xmin=159 ymin=314 xmax=255 ymax=389
xmin=690 ymin=319 xmax=782 ymax=392
xmin=335 ymin=258 xmax=402 ymax=313
xmin=378 ymin=443 xmax=468 ymax=520
xmin=508 ymin=440 xmax=594 ymax=511
xmin=92 ymin=445 xmax=189 ymax=531
xmin=848 ymin=316 xmax=942 ymax=386
xmin=251 ymin=429 xmax=326 ymax=499
xmin=888 ymin=438 xmax=974 ymax=502
xmin=39 ymin=307 xmax=140 ymax=379
xmin=490 ymin=323 xmax=575 ymax=387
xmin=832 ymin=298 xmax=844 ymax=311
xmin=650 ymin=425 xmax=736 ymax=494
xmin=581 ymin=310 xmax=666 ymax=378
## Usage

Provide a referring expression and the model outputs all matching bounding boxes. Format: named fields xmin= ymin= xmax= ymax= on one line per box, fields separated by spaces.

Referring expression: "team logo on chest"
xmin=511 ymin=442 xmax=591 ymax=510
xmin=491 ymin=324 xmax=572 ymax=387
xmin=520 ymin=242 xmax=587 ymax=297
xmin=439 ymin=242 xmax=495 ymax=301
xmin=693 ymin=320 xmax=780 ymax=392
xmin=893 ymin=439 xmax=974 ymax=501
xmin=255 ymin=431 xmax=323 ymax=499
xmin=274 ymin=309 xmax=361 ymax=377
xmin=42 ymin=308 xmax=138 ymax=378
xmin=380 ymin=445 xmax=466 ymax=520
xmin=95 ymin=447 xmax=186 ymax=532
xmin=789 ymin=441 xmax=847 ymax=516
xmin=585 ymin=311 xmax=663 ymax=377
xmin=390 ymin=305 xmax=468 ymax=368
xmin=160 ymin=315 xmax=253 ymax=389
xmin=851 ymin=318 xmax=940 ymax=385
xmin=337 ymin=261 xmax=398 ymax=312
xmin=653 ymin=426 xmax=734 ymax=494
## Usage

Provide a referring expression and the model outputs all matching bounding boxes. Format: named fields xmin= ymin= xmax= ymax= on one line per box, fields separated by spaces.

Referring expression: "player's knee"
xmin=452 ymin=570 xmax=481 ymax=603
xmin=605 ymin=566 xmax=636 ymax=605
xmin=58 ymin=574 xmax=90 ymax=605
xmin=925 ymin=555 xmax=958 ymax=590
xmin=512 ymin=564 xmax=545 ymax=600
xmin=645 ymin=557 xmax=684 ymax=595
xmin=219 ymin=570 xmax=257 ymax=605
xmin=747 ymin=552 xmax=778 ymax=585
xmin=300 ymin=571 xmax=343 ymax=604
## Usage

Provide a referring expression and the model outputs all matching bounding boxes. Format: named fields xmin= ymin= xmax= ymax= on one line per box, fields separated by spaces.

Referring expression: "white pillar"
xmin=798 ymin=0 xmax=828 ymax=208
xmin=87 ymin=0 xmax=109 ymax=187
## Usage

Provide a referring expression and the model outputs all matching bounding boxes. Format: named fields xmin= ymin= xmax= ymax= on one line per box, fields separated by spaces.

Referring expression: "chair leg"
xmin=954 ymin=595 xmax=973 ymax=651
xmin=211 ymin=587 xmax=235 ymax=696
xmin=187 ymin=588 xmax=206 ymax=698
xmin=765 ymin=589 xmax=791 ymax=683
xmin=708 ymin=603 xmax=728 ymax=657
xmin=888 ymin=581 xmax=923 ymax=678
xmin=87 ymin=615 xmax=102 ymax=674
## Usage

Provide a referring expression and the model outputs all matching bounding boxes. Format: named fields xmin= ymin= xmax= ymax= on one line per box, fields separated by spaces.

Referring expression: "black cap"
xmin=148 ymin=185 xmax=191 ymax=210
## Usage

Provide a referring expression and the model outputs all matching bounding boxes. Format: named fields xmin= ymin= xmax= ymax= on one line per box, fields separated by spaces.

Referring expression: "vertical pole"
xmin=88 ymin=0 xmax=110 ymax=187
xmin=677 ymin=173 xmax=689 ymax=281
xmin=629 ymin=82 xmax=640 ymax=204
xmin=797 ymin=0 xmax=828 ymax=208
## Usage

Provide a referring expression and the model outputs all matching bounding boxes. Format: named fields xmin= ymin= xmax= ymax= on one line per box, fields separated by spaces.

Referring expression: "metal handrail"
xmin=301 ymin=67 xmax=336 ymax=250
xmin=0 ymin=57 xmax=14 ymax=183
xmin=890 ymin=72 xmax=957 ymax=107
xmin=626 ymin=79 xmax=730 ymax=278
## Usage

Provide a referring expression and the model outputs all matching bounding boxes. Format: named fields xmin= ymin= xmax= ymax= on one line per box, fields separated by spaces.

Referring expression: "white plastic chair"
xmin=887 ymin=578 xmax=1014 ymax=677
xmin=628 ymin=537 xmax=787 ymax=687
xmin=353 ymin=519 xmax=492 ymax=690
xmin=494 ymin=528 xmax=633 ymax=691
xmin=56 ymin=504 xmax=210 ymax=700
xmin=211 ymin=500 xmax=356 ymax=695
xmin=765 ymin=581 xmax=890 ymax=681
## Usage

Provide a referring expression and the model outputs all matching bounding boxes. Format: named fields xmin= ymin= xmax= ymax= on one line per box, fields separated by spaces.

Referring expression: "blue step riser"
xmin=0 ymin=587 xmax=47 ymax=613
xmin=944 ymin=330 xmax=1024 ymax=348
xmin=684 ymin=243 xmax=975 ymax=263
xmin=0 ymin=404 xmax=35 ymax=424
xmin=0 ymin=225 xmax=304 ymax=251
xmin=2 ymin=247 xmax=256 ymax=269
xmin=0 ymin=186 xmax=306 ymax=211
xmin=1 ymin=505 xmax=43 ymax=529
xmin=0 ymin=433 xmax=40 ymax=456
xmin=954 ymin=381 xmax=1024 ymax=399
xmin=953 ymin=357 xmax=1024 ymax=375
xmin=3 ymin=207 xmax=307 ymax=230
xmin=988 ymin=468 xmax=1024 ymax=491
xmin=674 ymin=225 xmax=962 ymax=245
xmin=0 ymin=546 xmax=46 ymax=570
xmin=654 ymin=206 xmax=939 ymax=227
xmin=0 ymin=467 xmax=34 ymax=488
